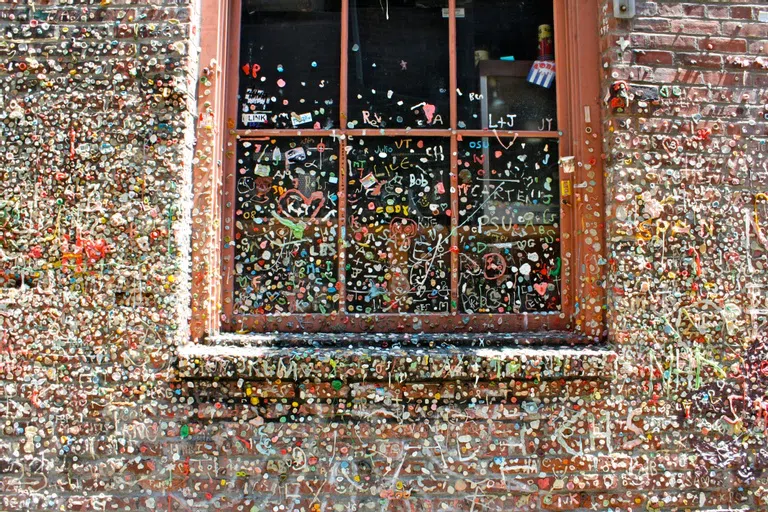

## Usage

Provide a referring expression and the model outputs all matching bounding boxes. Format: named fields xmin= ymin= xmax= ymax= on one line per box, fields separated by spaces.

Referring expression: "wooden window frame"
xmin=191 ymin=0 xmax=606 ymax=339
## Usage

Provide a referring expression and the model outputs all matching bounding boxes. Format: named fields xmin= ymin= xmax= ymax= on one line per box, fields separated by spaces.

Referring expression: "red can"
xmin=538 ymin=24 xmax=554 ymax=60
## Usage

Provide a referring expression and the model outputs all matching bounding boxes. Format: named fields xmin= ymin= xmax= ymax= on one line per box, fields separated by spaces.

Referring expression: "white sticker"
xmin=291 ymin=112 xmax=313 ymax=127
xmin=254 ymin=164 xmax=271 ymax=177
xmin=242 ymin=113 xmax=267 ymax=124
xmin=441 ymin=8 xmax=465 ymax=18
xmin=361 ymin=173 xmax=377 ymax=189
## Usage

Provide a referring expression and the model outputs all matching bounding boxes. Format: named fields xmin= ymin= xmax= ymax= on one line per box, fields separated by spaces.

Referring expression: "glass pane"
xmin=233 ymin=137 xmax=340 ymax=314
xmin=457 ymin=137 xmax=560 ymax=313
xmin=345 ymin=136 xmax=451 ymax=313
xmin=457 ymin=0 xmax=557 ymax=130
xmin=238 ymin=0 xmax=341 ymax=129
xmin=347 ymin=0 xmax=449 ymax=129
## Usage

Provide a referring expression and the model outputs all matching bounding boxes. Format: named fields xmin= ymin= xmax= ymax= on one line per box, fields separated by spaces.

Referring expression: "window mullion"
xmin=450 ymin=134 xmax=459 ymax=313
xmin=448 ymin=0 xmax=459 ymax=313
xmin=338 ymin=0 xmax=349 ymax=318
xmin=448 ymin=0 xmax=457 ymax=131
xmin=337 ymin=137 xmax=348 ymax=317
xmin=340 ymin=0 xmax=349 ymax=129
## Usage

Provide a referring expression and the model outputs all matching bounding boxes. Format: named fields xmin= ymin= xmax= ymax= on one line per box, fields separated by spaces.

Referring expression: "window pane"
xmin=233 ymin=137 xmax=340 ymax=314
xmin=347 ymin=0 xmax=449 ymax=129
xmin=457 ymin=137 xmax=560 ymax=313
xmin=457 ymin=0 xmax=557 ymax=130
xmin=238 ymin=0 xmax=341 ymax=129
xmin=345 ymin=136 xmax=451 ymax=313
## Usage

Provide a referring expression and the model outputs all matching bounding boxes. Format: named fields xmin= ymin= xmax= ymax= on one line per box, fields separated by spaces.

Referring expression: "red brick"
xmin=540 ymin=493 xmax=591 ymax=511
xmin=296 ymin=403 xmax=333 ymax=417
xmin=682 ymin=4 xmax=705 ymax=17
xmin=634 ymin=50 xmax=674 ymax=65
xmin=652 ymin=67 xmax=705 ymax=84
xmin=702 ymin=37 xmax=748 ymax=53
xmin=246 ymin=381 xmax=295 ymax=398
xmin=633 ymin=18 xmax=672 ymax=32
xmin=670 ymin=20 xmax=721 ymax=35
xmin=722 ymin=21 xmax=768 ymax=38
xmin=657 ymin=4 xmax=683 ymax=16
xmin=541 ymin=456 xmax=595 ymax=472
xmin=608 ymin=65 xmax=655 ymax=81
xmin=637 ymin=2 xmax=659 ymax=16
xmin=706 ymin=6 xmax=730 ymax=19
xmin=631 ymin=34 xmax=698 ymax=50
xmin=700 ymin=71 xmax=745 ymax=86
xmin=349 ymin=382 xmax=403 ymax=401
xmin=401 ymin=382 xmax=456 ymax=399
xmin=730 ymin=6 xmax=754 ymax=20
xmin=748 ymin=40 xmax=768 ymax=55
xmin=678 ymin=53 xmax=723 ymax=68
xmin=750 ymin=74 xmax=768 ymax=87
xmin=300 ymin=382 xmax=348 ymax=398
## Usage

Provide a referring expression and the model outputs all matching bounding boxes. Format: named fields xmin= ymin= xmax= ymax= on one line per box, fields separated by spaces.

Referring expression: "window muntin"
xmin=226 ymin=0 xmax=571 ymax=333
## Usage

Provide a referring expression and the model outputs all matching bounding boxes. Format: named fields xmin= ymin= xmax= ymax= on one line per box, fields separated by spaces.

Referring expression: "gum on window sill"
xmin=177 ymin=333 xmax=616 ymax=382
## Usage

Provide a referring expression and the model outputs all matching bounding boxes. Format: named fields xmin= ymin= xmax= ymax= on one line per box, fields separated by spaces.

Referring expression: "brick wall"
xmin=601 ymin=0 xmax=768 ymax=510
xmin=0 ymin=0 xmax=196 ymax=509
xmin=0 ymin=0 xmax=767 ymax=511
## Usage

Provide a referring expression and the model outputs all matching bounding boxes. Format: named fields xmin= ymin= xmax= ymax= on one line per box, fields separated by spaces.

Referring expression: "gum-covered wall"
xmin=0 ymin=1 xmax=767 ymax=511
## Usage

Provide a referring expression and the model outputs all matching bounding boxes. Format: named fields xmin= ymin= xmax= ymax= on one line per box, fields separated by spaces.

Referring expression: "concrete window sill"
xmin=177 ymin=333 xmax=616 ymax=382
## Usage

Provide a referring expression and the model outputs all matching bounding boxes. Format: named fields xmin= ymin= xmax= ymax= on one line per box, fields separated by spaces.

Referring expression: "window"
xmin=216 ymin=0 xmax=605 ymax=335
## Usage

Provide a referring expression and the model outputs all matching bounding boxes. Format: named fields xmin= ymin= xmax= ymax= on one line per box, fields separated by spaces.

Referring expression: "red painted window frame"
xmin=191 ymin=0 xmax=606 ymax=339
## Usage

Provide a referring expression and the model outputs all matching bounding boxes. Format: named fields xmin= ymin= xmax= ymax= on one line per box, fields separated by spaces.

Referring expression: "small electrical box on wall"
xmin=613 ymin=0 xmax=635 ymax=18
